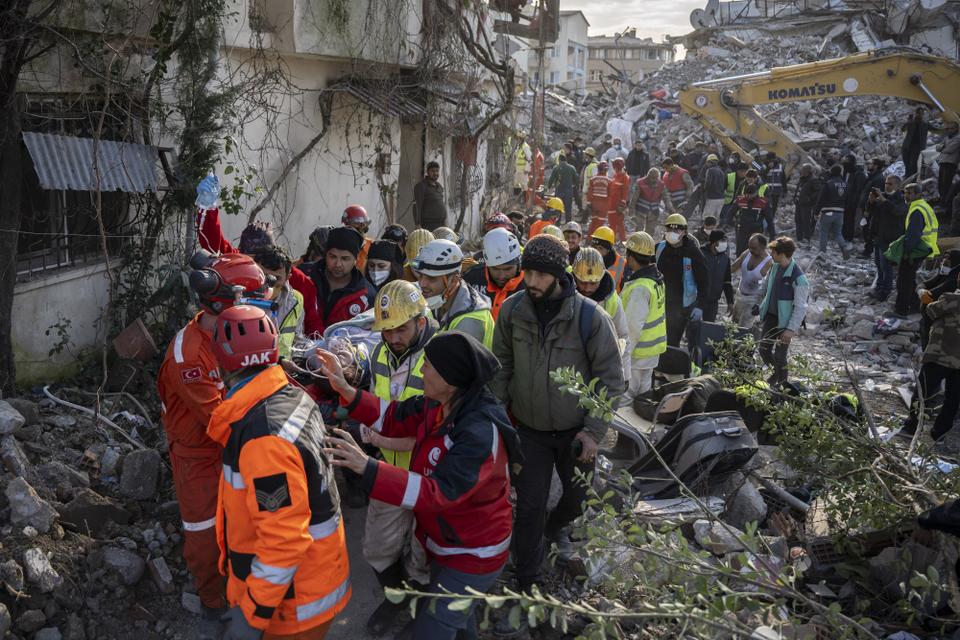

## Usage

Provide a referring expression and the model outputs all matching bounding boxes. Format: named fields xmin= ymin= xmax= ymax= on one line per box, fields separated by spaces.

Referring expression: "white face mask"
xmin=425 ymin=294 xmax=444 ymax=310
xmin=716 ymin=241 xmax=728 ymax=253
xmin=941 ymin=265 xmax=953 ymax=275
xmin=666 ymin=231 xmax=682 ymax=245
xmin=369 ymin=269 xmax=390 ymax=285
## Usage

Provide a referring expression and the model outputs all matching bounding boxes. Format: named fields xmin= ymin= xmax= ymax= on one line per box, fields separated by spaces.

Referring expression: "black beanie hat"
xmin=382 ymin=224 xmax=408 ymax=247
xmin=368 ymin=239 xmax=403 ymax=265
xmin=522 ymin=235 xmax=569 ymax=279
xmin=326 ymin=226 xmax=363 ymax=257
xmin=424 ymin=332 xmax=501 ymax=390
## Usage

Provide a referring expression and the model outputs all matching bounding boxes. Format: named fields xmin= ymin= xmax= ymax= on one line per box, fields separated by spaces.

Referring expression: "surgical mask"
xmin=716 ymin=241 xmax=728 ymax=253
xmin=425 ymin=294 xmax=444 ymax=310
xmin=941 ymin=265 xmax=953 ymax=275
xmin=666 ymin=232 xmax=682 ymax=245
xmin=369 ymin=269 xmax=390 ymax=285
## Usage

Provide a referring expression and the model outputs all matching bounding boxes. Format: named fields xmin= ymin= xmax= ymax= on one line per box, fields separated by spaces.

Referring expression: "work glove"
xmin=220 ymin=607 xmax=263 ymax=640
xmin=689 ymin=307 xmax=704 ymax=322
xmin=195 ymin=174 xmax=220 ymax=211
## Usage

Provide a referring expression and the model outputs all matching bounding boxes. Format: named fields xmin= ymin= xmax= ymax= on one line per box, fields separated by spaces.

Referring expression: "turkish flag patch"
xmin=181 ymin=367 xmax=203 ymax=384
xmin=254 ymin=473 xmax=292 ymax=512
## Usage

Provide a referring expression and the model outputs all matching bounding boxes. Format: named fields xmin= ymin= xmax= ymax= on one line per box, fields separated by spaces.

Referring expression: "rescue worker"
xmin=320 ymin=332 xmax=520 ymax=639
xmin=572 ymin=247 xmax=631 ymax=383
xmin=814 ymin=164 xmax=851 ymax=259
xmin=156 ymin=253 xmax=268 ymax=637
xmin=308 ymin=226 xmax=377 ymax=333
xmin=591 ymin=226 xmax=626 ymax=290
xmin=432 ymin=227 xmax=459 ymax=243
xmin=601 ymin=137 xmax=627 ymax=164
xmin=629 ymin=168 xmax=672 ymax=233
xmin=656 ymin=214 xmax=709 ymax=347
xmin=761 ymin=152 xmax=787 ymax=217
xmin=381 ymin=223 xmax=408 ymax=249
xmin=404 ymin=229 xmax=435 ymax=282
xmin=491 ymin=234 xmax=624 ymax=599
xmin=894 ymin=183 xmax=940 ymax=316
xmin=513 ymin=131 xmax=532 ymax=193
xmin=563 ymin=221 xmax=583 ymax=264
xmin=250 ymin=245 xmax=304 ymax=358
xmin=608 ymin=157 xmax=631 ymax=242
xmin=731 ymin=233 xmax=773 ymax=329
xmin=620 ymin=231 xmax=667 ymax=400
xmin=529 ymin=198 xmax=564 ymax=239
xmin=360 ymin=280 xmax=436 ymax=636
xmin=546 ymin=153 xmax=579 ymax=223
xmin=840 ymin=154 xmax=867 ymax=243
xmin=662 ymin=157 xmax=695 ymax=215
xmin=701 ymin=154 xmax=727 ymax=222
xmin=464 ymin=228 xmax=525 ymax=321
xmin=757 ymin=236 xmax=810 ymax=386
xmin=342 ymin=205 xmax=373 ymax=272
xmin=721 ymin=162 xmax=749 ymax=227
xmin=364 ymin=239 xmax=405 ymax=292
xmin=579 ymin=147 xmax=599 ymax=223
xmin=414 ymin=239 xmax=495 ymax=347
xmin=735 ymin=183 xmax=775 ymax=255
xmin=506 ymin=211 xmax=526 ymax=240
xmin=586 ymin=161 xmax=613 ymax=237
xmin=207 ymin=305 xmax=350 ymax=640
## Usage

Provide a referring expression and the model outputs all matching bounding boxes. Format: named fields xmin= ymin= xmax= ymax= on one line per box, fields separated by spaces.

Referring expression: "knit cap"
xmin=522 ymin=234 xmax=569 ymax=278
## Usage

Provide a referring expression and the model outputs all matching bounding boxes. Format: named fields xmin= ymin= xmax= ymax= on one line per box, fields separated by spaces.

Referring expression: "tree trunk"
xmin=0 ymin=99 xmax=22 ymax=396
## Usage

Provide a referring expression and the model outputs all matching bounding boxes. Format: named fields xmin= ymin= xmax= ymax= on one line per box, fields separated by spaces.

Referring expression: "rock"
xmin=23 ymin=548 xmax=62 ymax=592
xmin=693 ymin=519 xmax=747 ymax=555
xmin=17 ymin=609 xmax=46 ymax=634
xmin=719 ymin=475 xmax=768 ymax=531
xmin=46 ymin=414 xmax=77 ymax=429
xmin=0 ymin=435 xmax=31 ymax=478
xmin=0 ymin=400 xmax=25 ymax=435
xmin=148 ymin=557 xmax=175 ymax=594
xmin=35 ymin=627 xmax=63 ymax=640
xmin=1 ymin=559 xmax=24 ymax=594
xmin=119 ymin=449 xmax=161 ymax=500
xmin=99 ymin=447 xmax=121 ymax=476
xmin=0 ymin=603 xmax=8 ymax=637
xmin=63 ymin=613 xmax=86 ymax=640
xmin=849 ymin=319 xmax=875 ymax=340
xmin=38 ymin=461 xmax=90 ymax=489
xmin=6 ymin=398 xmax=39 ymax=426
xmin=102 ymin=547 xmax=145 ymax=586
xmin=59 ymin=488 xmax=131 ymax=536
xmin=6 ymin=477 xmax=58 ymax=533
xmin=181 ymin=591 xmax=203 ymax=615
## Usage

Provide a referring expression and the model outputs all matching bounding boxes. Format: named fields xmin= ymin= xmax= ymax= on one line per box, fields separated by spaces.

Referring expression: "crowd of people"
xmin=154 ymin=117 xmax=959 ymax=639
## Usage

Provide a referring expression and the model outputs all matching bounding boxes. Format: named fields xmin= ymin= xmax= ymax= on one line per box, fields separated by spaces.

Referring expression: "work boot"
xmin=198 ymin=606 xmax=226 ymax=640
xmin=547 ymin=525 xmax=575 ymax=561
xmin=841 ymin=245 xmax=850 ymax=260
xmin=367 ymin=562 xmax=407 ymax=636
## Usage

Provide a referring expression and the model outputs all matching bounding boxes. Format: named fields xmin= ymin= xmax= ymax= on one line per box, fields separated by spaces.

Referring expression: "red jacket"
xmin=587 ymin=175 xmax=612 ymax=213
xmin=345 ymin=388 xmax=517 ymax=574
xmin=195 ymin=209 xmax=321 ymax=336
xmin=309 ymin=264 xmax=376 ymax=332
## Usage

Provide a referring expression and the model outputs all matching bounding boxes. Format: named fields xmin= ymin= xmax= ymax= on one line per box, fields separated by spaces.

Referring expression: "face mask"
xmin=941 ymin=265 xmax=953 ymax=275
xmin=666 ymin=232 xmax=682 ymax=245
xmin=369 ymin=269 xmax=390 ymax=285
xmin=716 ymin=242 xmax=728 ymax=253
xmin=425 ymin=294 xmax=444 ymax=310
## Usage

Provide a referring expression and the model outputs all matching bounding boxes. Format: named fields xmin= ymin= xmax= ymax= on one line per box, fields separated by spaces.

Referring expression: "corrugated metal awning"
xmin=326 ymin=80 xmax=427 ymax=122
xmin=22 ymin=131 xmax=165 ymax=193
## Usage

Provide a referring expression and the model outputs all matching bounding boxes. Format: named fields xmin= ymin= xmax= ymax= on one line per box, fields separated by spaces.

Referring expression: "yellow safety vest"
xmin=515 ymin=142 xmax=531 ymax=172
xmin=446 ymin=310 xmax=495 ymax=349
xmin=277 ymin=289 xmax=303 ymax=359
xmin=371 ymin=343 xmax=426 ymax=470
xmin=724 ymin=172 xmax=737 ymax=204
xmin=621 ymin=277 xmax=667 ymax=359
xmin=907 ymin=199 xmax=940 ymax=257
xmin=602 ymin=291 xmax=621 ymax=319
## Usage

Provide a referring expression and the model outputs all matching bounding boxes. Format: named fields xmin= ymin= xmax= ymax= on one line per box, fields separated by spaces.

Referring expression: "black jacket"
xmin=703 ymin=166 xmax=727 ymax=200
xmin=703 ymin=248 xmax=734 ymax=305
xmin=794 ymin=174 xmax=822 ymax=209
xmin=867 ymin=190 xmax=908 ymax=246
xmin=656 ymin=236 xmax=709 ymax=310
xmin=625 ymin=149 xmax=650 ymax=177
xmin=814 ymin=176 xmax=847 ymax=214
xmin=842 ymin=164 xmax=866 ymax=211
xmin=858 ymin=169 xmax=886 ymax=210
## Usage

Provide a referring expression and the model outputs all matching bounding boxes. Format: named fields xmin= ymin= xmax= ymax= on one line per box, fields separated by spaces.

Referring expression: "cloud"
xmin=563 ymin=0 xmax=704 ymax=40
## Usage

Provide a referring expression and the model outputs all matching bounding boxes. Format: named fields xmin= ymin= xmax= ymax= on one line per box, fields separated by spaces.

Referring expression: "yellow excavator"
xmin=678 ymin=48 xmax=960 ymax=175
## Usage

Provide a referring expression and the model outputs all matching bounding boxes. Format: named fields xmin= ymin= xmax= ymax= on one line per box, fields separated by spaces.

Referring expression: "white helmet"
xmin=483 ymin=228 xmax=521 ymax=267
xmin=413 ymin=239 xmax=463 ymax=276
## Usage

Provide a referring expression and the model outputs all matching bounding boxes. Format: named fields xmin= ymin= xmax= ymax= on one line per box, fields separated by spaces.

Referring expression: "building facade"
xmin=528 ymin=10 xmax=589 ymax=95
xmin=586 ymin=29 xmax=675 ymax=92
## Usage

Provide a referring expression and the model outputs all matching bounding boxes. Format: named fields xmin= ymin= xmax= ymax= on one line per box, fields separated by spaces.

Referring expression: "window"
xmin=589 ymin=69 xmax=602 ymax=82
xmin=647 ymin=49 xmax=658 ymax=60
xmin=591 ymin=48 xmax=604 ymax=59
xmin=607 ymin=48 xmax=618 ymax=58
xmin=549 ymin=71 xmax=560 ymax=84
xmin=623 ymin=48 xmax=633 ymax=59
xmin=549 ymin=46 xmax=559 ymax=58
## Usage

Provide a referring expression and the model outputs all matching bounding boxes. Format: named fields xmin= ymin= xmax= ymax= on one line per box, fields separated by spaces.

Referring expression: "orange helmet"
xmin=188 ymin=251 xmax=269 ymax=314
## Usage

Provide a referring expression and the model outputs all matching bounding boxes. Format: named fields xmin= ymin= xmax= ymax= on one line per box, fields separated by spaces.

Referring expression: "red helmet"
xmin=211 ymin=305 xmax=279 ymax=373
xmin=342 ymin=205 xmax=370 ymax=226
xmin=484 ymin=212 xmax=512 ymax=231
xmin=598 ymin=161 xmax=609 ymax=172
xmin=612 ymin=157 xmax=625 ymax=167
xmin=188 ymin=251 xmax=268 ymax=314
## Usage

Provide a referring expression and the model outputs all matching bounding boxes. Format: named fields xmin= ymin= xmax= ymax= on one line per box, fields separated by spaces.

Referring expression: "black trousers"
xmin=903 ymin=148 xmax=922 ymax=180
xmin=895 ymin=258 xmax=922 ymax=315
xmin=511 ymin=425 xmax=592 ymax=591
xmin=906 ymin=362 xmax=960 ymax=439
xmin=939 ymin=162 xmax=957 ymax=208
xmin=758 ymin=313 xmax=789 ymax=385
xmin=795 ymin=205 xmax=815 ymax=241
xmin=666 ymin=304 xmax=691 ymax=347
xmin=702 ymin=299 xmax=720 ymax=323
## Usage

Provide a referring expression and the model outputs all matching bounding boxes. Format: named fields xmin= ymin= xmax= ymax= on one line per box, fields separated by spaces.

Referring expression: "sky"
xmin=563 ymin=0 xmax=705 ymax=42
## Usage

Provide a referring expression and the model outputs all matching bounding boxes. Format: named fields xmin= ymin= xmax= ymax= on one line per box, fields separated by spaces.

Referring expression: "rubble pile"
xmin=0 ymin=392 xmax=198 ymax=640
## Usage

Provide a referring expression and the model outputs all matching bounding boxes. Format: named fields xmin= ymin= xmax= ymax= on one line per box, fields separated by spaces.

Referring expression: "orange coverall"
xmin=586 ymin=174 xmax=613 ymax=237
xmin=608 ymin=170 xmax=631 ymax=242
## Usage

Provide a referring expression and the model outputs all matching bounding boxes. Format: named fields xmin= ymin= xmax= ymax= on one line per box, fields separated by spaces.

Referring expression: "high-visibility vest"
xmin=908 ymin=199 xmax=940 ymax=257
xmin=515 ymin=142 xmax=531 ymax=172
xmin=277 ymin=288 xmax=303 ymax=359
xmin=621 ymin=277 xmax=667 ymax=359
xmin=724 ymin=172 xmax=738 ymax=204
xmin=445 ymin=309 xmax=495 ymax=349
xmin=601 ymin=291 xmax=620 ymax=319
xmin=607 ymin=253 xmax=626 ymax=290
xmin=663 ymin=168 xmax=690 ymax=206
xmin=757 ymin=183 xmax=770 ymax=197
xmin=371 ymin=342 xmax=426 ymax=470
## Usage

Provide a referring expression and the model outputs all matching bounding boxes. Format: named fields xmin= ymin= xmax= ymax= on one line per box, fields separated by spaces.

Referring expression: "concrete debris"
xmin=23 ymin=547 xmax=62 ymax=593
xmin=180 ymin=591 xmax=203 ymax=616
xmin=6 ymin=476 xmax=58 ymax=533
xmin=18 ymin=608 xmax=48 ymax=634
xmin=0 ymin=400 xmax=26 ymax=435
xmin=35 ymin=627 xmax=63 ymax=640
xmin=6 ymin=397 xmax=40 ymax=426
xmin=1 ymin=435 xmax=32 ymax=478
xmin=101 ymin=547 xmax=146 ymax=586
xmin=119 ymin=448 xmax=161 ymax=500
xmin=717 ymin=473 xmax=768 ymax=531
xmin=1 ymin=559 xmax=25 ymax=595
xmin=693 ymin=519 xmax=747 ymax=555
xmin=0 ymin=603 xmax=9 ymax=638
xmin=148 ymin=557 xmax=175 ymax=594
xmin=59 ymin=488 xmax=132 ymax=536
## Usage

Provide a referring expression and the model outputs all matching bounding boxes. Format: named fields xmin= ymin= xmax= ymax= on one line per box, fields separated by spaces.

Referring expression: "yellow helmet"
xmin=591 ymin=225 xmax=615 ymax=245
xmin=405 ymin=229 xmax=435 ymax=262
xmin=373 ymin=280 xmax=427 ymax=331
xmin=545 ymin=197 xmax=565 ymax=215
xmin=541 ymin=224 xmax=563 ymax=240
xmin=664 ymin=213 xmax=688 ymax=228
xmin=584 ymin=147 xmax=596 ymax=157
xmin=572 ymin=247 xmax=606 ymax=283
xmin=626 ymin=231 xmax=656 ymax=256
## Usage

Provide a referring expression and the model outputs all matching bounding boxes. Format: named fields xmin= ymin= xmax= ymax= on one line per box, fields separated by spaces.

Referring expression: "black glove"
xmin=221 ymin=607 xmax=263 ymax=640
xmin=751 ymin=304 xmax=760 ymax=317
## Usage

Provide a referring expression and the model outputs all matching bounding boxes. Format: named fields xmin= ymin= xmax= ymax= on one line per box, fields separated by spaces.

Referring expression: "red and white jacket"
xmin=345 ymin=387 xmax=518 ymax=574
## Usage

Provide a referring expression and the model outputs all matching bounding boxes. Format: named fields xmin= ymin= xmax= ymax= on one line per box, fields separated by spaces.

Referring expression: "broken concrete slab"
xmin=59 ymin=488 xmax=132 ymax=536
xmin=0 ymin=400 xmax=26 ymax=435
xmin=119 ymin=449 xmax=161 ymax=500
xmin=1 ymin=435 xmax=32 ymax=478
xmin=23 ymin=547 xmax=63 ymax=593
xmin=38 ymin=461 xmax=91 ymax=489
xmin=5 ymin=398 xmax=40 ymax=426
xmin=6 ymin=477 xmax=58 ymax=533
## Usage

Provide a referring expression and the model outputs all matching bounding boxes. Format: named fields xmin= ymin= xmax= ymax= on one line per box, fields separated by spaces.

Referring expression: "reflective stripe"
xmin=173 ymin=328 xmax=186 ymax=364
xmin=160 ymin=401 xmax=166 ymax=414
xmin=644 ymin=314 xmax=665 ymax=329
xmin=634 ymin=335 xmax=668 ymax=349
xmin=401 ymin=472 xmax=422 ymax=509
xmin=308 ymin=515 xmax=341 ymax=540
xmin=277 ymin=392 xmax=314 ymax=443
xmin=182 ymin=517 xmax=216 ymax=532
xmin=223 ymin=464 xmax=246 ymax=490
xmin=490 ymin=422 xmax=498 ymax=463
xmin=425 ymin=534 xmax=511 ymax=559
xmin=251 ymin=558 xmax=297 ymax=585
xmin=296 ymin=576 xmax=351 ymax=622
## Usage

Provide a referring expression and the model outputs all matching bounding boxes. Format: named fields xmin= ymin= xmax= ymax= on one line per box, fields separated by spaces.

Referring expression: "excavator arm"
xmin=679 ymin=48 xmax=960 ymax=175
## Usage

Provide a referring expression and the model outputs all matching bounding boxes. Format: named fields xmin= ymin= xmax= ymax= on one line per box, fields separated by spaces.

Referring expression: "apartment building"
xmin=586 ymin=29 xmax=675 ymax=92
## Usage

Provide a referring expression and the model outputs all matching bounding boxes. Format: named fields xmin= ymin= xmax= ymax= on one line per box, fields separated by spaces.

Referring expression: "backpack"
xmin=633 ymin=375 xmax=722 ymax=423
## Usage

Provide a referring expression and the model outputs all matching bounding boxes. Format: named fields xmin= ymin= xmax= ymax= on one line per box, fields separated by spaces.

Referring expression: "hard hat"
xmin=705 ymin=154 xmax=719 ymax=163
xmin=572 ymin=247 xmax=606 ymax=283
xmin=562 ymin=221 xmax=582 ymax=236
xmin=612 ymin=157 xmax=625 ymax=167
xmin=545 ymin=197 xmax=565 ymax=215
xmin=664 ymin=213 xmax=688 ymax=228
xmin=626 ymin=231 xmax=656 ymax=256
xmin=517 ymin=130 xmax=527 ymax=138
xmin=211 ymin=305 xmax=279 ymax=373
xmin=484 ymin=212 xmax=512 ymax=231
xmin=432 ymin=226 xmax=458 ymax=243
xmin=413 ymin=239 xmax=463 ymax=276
xmin=373 ymin=280 xmax=427 ymax=331
xmin=541 ymin=225 xmax=563 ymax=240
xmin=584 ymin=147 xmax=596 ymax=157
xmin=483 ymin=228 xmax=521 ymax=267
xmin=597 ymin=161 xmax=609 ymax=171
xmin=405 ymin=229 xmax=435 ymax=262
xmin=591 ymin=226 xmax=615 ymax=245
xmin=188 ymin=251 xmax=268 ymax=314
xmin=342 ymin=205 xmax=370 ymax=225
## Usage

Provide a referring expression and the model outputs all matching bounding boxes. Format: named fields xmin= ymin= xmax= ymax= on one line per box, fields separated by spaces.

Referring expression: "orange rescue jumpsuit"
xmin=586 ymin=174 xmax=614 ymax=237
xmin=608 ymin=170 xmax=630 ymax=242
xmin=157 ymin=314 xmax=227 ymax=609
